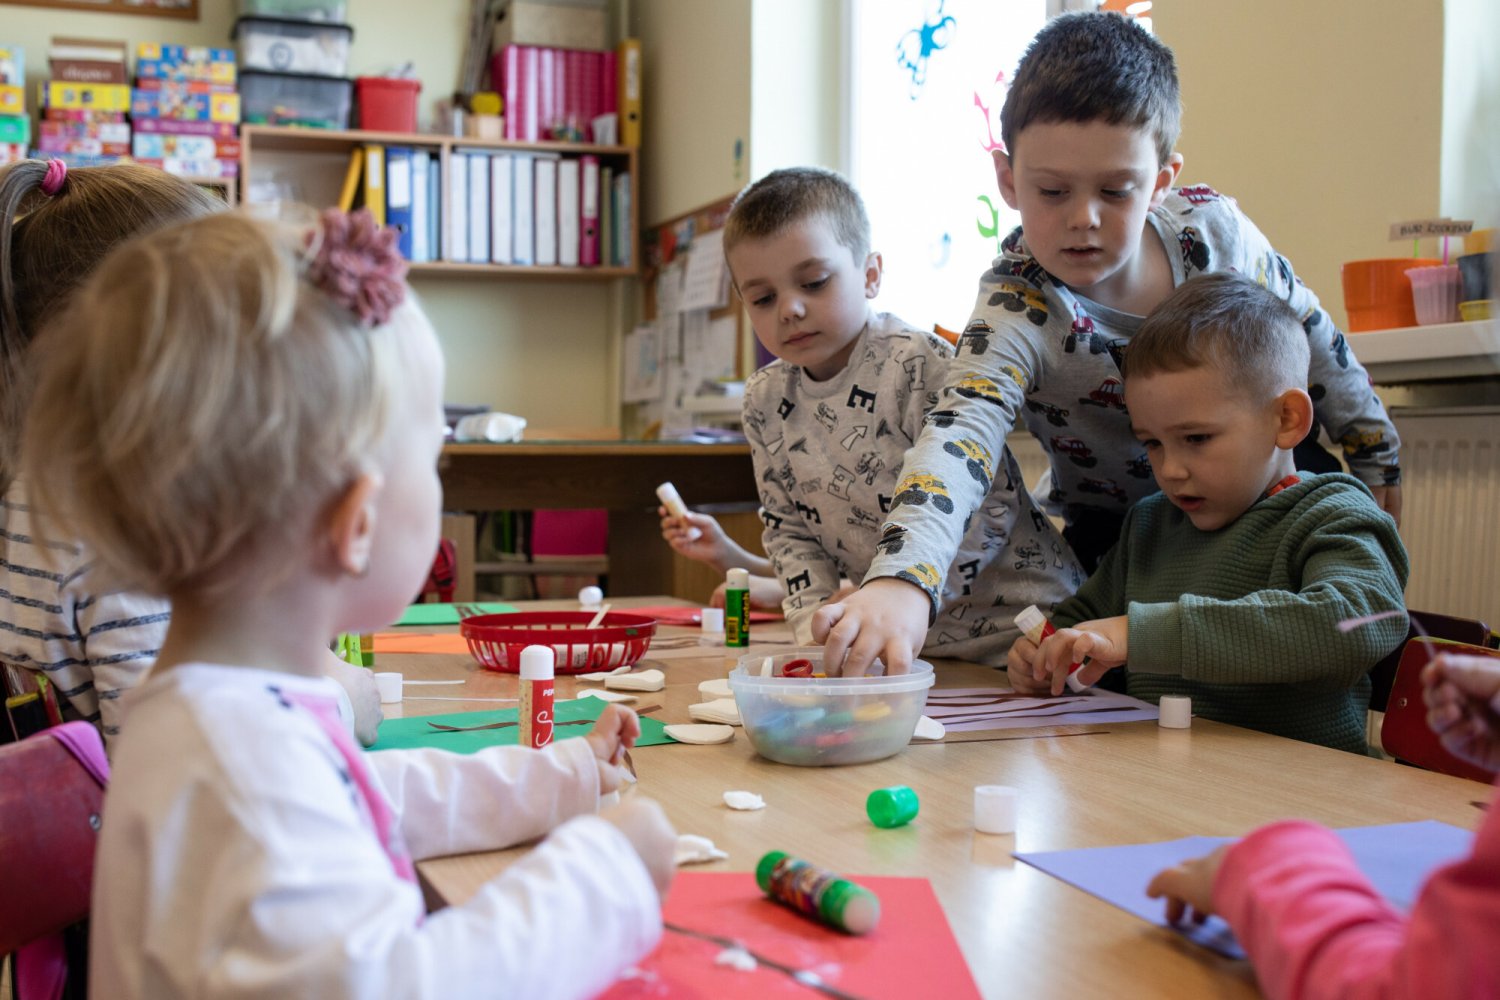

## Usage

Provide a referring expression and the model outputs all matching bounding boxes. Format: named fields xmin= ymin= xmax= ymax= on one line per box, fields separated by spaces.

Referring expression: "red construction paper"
xmin=600 ymin=871 xmax=979 ymax=999
xmin=627 ymin=604 xmax=784 ymax=627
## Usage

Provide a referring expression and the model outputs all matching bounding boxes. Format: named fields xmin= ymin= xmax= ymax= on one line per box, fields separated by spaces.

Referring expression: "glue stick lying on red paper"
xmin=1014 ymin=605 xmax=1090 ymax=693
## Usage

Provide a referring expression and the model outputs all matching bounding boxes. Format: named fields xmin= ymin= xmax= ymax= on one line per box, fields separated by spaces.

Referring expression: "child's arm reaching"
xmin=658 ymin=507 xmax=774 ymax=578
xmin=1146 ymin=653 xmax=1500 ymax=1000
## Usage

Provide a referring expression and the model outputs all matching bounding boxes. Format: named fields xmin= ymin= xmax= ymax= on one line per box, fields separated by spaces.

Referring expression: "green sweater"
xmin=1053 ymin=473 xmax=1409 ymax=754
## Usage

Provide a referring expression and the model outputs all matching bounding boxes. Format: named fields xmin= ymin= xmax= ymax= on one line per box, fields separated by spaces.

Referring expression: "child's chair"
xmin=0 ymin=722 xmax=109 ymax=1000
xmin=1380 ymin=637 xmax=1500 ymax=784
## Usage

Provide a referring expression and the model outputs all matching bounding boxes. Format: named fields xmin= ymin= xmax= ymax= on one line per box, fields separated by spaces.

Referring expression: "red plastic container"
xmin=459 ymin=611 xmax=657 ymax=674
xmin=356 ymin=76 xmax=420 ymax=133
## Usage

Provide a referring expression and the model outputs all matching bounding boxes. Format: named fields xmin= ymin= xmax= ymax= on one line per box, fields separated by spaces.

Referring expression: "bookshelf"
xmin=238 ymin=124 xmax=638 ymax=279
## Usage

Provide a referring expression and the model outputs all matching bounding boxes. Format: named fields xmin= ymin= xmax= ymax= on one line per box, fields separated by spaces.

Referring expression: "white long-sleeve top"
xmin=89 ymin=664 xmax=661 ymax=1000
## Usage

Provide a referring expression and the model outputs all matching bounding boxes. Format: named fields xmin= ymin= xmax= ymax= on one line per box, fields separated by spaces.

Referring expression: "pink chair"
xmin=1 ymin=722 xmax=109 ymax=1000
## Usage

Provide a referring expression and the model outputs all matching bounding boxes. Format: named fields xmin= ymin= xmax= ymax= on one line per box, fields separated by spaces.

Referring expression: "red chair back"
xmin=0 ymin=722 xmax=109 ymax=956
xmin=1381 ymin=638 xmax=1500 ymax=784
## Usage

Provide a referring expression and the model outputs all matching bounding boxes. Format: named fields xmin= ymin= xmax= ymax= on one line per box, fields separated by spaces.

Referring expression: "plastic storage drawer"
xmin=236 ymin=0 xmax=348 ymax=22
xmin=239 ymin=69 xmax=352 ymax=128
xmin=235 ymin=17 xmax=352 ymax=77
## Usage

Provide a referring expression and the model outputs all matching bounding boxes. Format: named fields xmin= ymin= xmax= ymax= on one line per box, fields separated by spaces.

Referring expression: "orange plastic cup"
xmin=1341 ymin=258 xmax=1441 ymax=332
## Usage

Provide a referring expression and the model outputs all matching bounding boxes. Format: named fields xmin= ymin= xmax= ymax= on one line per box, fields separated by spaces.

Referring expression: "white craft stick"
xmin=402 ymin=679 xmax=467 ymax=686
xmin=400 ymin=695 xmax=518 ymax=703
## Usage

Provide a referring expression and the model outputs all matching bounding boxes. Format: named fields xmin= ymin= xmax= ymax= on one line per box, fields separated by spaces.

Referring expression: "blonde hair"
xmin=23 ymin=210 xmax=418 ymax=599
xmin=0 ymin=160 xmax=223 ymax=488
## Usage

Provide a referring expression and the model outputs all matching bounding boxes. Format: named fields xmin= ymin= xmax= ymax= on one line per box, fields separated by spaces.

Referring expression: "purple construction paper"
xmin=1015 ymin=820 xmax=1474 ymax=958
xmin=924 ymin=686 xmax=1159 ymax=731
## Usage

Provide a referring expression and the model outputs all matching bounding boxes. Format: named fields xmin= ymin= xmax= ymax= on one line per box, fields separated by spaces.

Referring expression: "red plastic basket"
xmin=459 ymin=611 xmax=657 ymax=674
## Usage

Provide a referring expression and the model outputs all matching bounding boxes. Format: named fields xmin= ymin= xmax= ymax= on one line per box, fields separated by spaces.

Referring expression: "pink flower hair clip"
xmin=305 ymin=207 xmax=409 ymax=327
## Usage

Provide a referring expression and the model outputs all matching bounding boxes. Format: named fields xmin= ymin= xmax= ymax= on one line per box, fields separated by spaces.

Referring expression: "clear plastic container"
xmin=729 ymin=649 xmax=934 ymax=766
xmin=235 ymin=17 xmax=352 ymax=77
xmin=1405 ymin=263 xmax=1462 ymax=326
xmin=239 ymin=69 xmax=352 ymax=128
xmin=236 ymin=0 xmax=348 ymax=22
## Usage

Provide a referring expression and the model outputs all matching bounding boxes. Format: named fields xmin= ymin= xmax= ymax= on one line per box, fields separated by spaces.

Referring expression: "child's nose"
xmin=780 ymin=297 xmax=806 ymax=323
xmin=1069 ymin=197 xmax=1100 ymax=230
xmin=1158 ymin=451 xmax=1188 ymax=480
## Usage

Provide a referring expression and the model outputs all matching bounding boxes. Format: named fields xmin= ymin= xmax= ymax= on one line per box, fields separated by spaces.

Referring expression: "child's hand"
xmin=1029 ymin=616 xmax=1128 ymax=695
xmin=320 ymin=649 xmax=384 ymax=747
xmin=1146 ymin=843 xmax=1231 ymax=926
xmin=585 ymin=704 xmax=642 ymax=794
xmin=1006 ymin=636 xmax=1051 ymax=695
xmin=813 ymin=578 xmax=929 ymax=676
xmin=658 ymin=507 xmax=724 ymax=564
xmin=600 ymin=797 xmax=677 ymax=899
xmin=1422 ymin=652 xmax=1500 ymax=773
xmin=709 ymin=574 xmax=785 ymax=611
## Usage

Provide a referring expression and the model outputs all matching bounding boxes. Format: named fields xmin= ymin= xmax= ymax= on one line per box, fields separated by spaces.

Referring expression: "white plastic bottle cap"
xmin=374 ymin=671 xmax=403 ymax=705
xmin=1013 ymin=605 xmax=1048 ymax=643
xmin=1158 ymin=695 xmax=1192 ymax=729
xmin=701 ymin=607 xmax=725 ymax=633
xmin=578 ymin=585 xmax=603 ymax=608
xmin=974 ymin=785 xmax=1018 ymax=835
xmin=726 ymin=568 xmax=750 ymax=589
xmin=519 ymin=644 xmax=555 ymax=681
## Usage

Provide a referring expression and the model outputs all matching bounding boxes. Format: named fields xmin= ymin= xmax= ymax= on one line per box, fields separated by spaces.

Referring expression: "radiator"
xmin=1393 ymin=408 xmax=1500 ymax=630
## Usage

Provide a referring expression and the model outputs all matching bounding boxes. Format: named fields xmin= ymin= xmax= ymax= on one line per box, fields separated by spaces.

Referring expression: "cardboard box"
xmin=0 ymin=84 xmax=22 ymax=116
xmin=43 ymin=81 xmax=131 ymax=111
xmin=131 ymin=86 xmax=240 ymax=124
xmin=49 ymin=36 xmax=128 ymax=85
xmin=0 ymin=115 xmax=29 ymax=145
xmin=493 ymin=0 xmax=607 ymax=51
xmin=0 ymin=46 xmax=23 ymax=87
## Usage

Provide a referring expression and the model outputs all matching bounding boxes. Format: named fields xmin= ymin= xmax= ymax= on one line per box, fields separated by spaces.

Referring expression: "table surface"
xmin=380 ymin=598 xmax=1488 ymax=1000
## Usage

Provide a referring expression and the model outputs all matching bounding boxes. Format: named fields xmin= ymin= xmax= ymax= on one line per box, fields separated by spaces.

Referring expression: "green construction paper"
xmin=395 ymin=602 xmax=517 ymax=626
xmin=370 ymin=697 xmax=677 ymax=753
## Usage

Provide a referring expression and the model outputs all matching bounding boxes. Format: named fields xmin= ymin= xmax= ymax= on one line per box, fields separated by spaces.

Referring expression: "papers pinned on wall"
xmin=622 ymin=322 xmax=664 ymax=403
xmin=679 ymin=229 xmax=731 ymax=312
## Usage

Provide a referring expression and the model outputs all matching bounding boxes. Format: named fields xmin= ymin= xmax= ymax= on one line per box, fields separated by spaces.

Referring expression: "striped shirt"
xmin=1 ymin=480 xmax=169 ymax=742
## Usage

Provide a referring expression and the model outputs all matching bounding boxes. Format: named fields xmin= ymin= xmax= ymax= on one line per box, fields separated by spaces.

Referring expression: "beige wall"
xmin=748 ymin=0 xmax=842 ymax=178
xmin=629 ymin=0 xmax=751 ymax=226
xmin=1442 ymin=0 xmax=1500 ymax=227
xmin=1157 ymin=0 xmax=1446 ymax=330
xmin=4 ymin=0 xmax=618 ymax=429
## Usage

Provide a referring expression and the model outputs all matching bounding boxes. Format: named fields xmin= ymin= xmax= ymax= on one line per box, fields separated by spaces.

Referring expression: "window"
xmin=845 ymin=1 xmax=1151 ymax=331
xmin=846 ymin=0 xmax=1047 ymax=332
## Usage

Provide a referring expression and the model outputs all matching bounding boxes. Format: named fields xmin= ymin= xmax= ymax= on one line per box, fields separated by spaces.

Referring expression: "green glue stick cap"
xmin=866 ymin=785 xmax=919 ymax=828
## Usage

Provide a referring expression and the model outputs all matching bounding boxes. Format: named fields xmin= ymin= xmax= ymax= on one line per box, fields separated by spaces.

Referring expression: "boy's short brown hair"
xmin=1123 ymin=273 xmax=1310 ymax=402
xmin=1001 ymin=12 xmax=1181 ymax=166
xmin=724 ymin=166 xmax=870 ymax=262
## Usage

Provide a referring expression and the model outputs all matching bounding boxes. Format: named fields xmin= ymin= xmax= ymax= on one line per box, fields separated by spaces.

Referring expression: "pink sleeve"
xmin=1213 ymin=785 xmax=1500 ymax=1000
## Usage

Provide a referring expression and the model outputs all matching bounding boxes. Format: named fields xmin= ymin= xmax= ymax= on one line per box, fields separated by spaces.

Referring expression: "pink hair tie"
xmin=305 ymin=207 xmax=408 ymax=328
xmin=40 ymin=158 xmax=67 ymax=197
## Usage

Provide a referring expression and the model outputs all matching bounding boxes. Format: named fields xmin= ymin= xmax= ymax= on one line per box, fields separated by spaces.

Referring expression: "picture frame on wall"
xmin=0 ymin=0 xmax=198 ymax=19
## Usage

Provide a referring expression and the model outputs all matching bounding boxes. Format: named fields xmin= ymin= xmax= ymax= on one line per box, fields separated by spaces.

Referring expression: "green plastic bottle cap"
xmin=866 ymin=785 xmax=920 ymax=828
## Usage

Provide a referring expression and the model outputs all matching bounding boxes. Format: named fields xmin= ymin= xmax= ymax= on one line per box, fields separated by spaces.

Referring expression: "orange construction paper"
xmin=371 ymin=632 xmax=472 ymax=655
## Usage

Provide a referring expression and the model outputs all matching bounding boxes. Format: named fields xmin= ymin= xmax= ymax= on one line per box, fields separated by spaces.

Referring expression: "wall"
xmin=748 ymin=0 xmax=843 ymax=179
xmin=2 ymin=0 xmax=618 ymax=429
xmin=629 ymin=0 xmax=752 ymax=226
xmin=1441 ymin=0 xmax=1500 ymax=227
xmin=1157 ymin=0 xmax=1446 ymax=330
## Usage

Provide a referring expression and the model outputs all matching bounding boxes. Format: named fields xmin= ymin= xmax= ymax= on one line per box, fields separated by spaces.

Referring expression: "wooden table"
xmin=439 ymin=442 xmax=757 ymax=596
xmin=380 ymin=599 xmax=1487 ymax=999
xmin=439 ymin=441 xmax=755 ymax=511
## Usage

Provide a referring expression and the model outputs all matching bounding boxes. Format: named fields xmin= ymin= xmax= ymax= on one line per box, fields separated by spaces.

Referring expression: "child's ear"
xmin=327 ymin=471 xmax=384 ymax=578
xmin=994 ymin=149 xmax=1020 ymax=210
xmin=1150 ymin=152 xmax=1185 ymax=208
xmin=1273 ymin=388 xmax=1315 ymax=449
xmin=863 ymin=250 xmax=883 ymax=299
